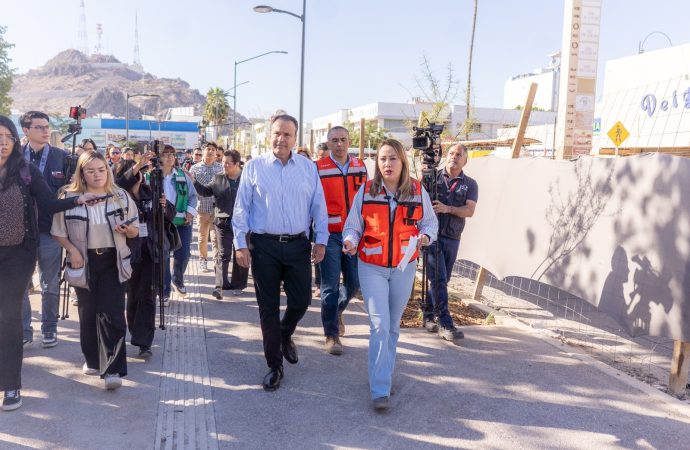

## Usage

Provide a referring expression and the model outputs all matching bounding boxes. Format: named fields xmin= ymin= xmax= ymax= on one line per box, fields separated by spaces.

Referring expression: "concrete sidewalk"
xmin=3 ymin=250 xmax=690 ymax=449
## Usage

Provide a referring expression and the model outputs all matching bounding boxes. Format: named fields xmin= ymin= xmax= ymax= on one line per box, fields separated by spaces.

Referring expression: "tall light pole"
xmin=638 ymin=31 xmax=673 ymax=54
xmin=254 ymin=1 xmax=306 ymax=146
xmin=126 ymin=92 xmax=160 ymax=145
xmin=233 ymin=51 xmax=287 ymax=146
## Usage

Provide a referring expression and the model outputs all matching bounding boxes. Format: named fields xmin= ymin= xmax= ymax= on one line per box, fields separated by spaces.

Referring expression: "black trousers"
xmin=127 ymin=245 xmax=155 ymax=348
xmin=215 ymin=219 xmax=249 ymax=290
xmin=250 ymin=234 xmax=311 ymax=369
xmin=75 ymin=251 xmax=127 ymax=377
xmin=0 ymin=244 xmax=36 ymax=391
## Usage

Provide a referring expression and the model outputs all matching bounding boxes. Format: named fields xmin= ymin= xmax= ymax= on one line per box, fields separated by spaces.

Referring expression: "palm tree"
xmin=204 ymin=87 xmax=230 ymax=141
xmin=465 ymin=0 xmax=478 ymax=140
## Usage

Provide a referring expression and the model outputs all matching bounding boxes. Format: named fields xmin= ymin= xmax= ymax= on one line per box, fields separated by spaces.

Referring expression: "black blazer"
xmin=25 ymin=145 xmax=70 ymax=232
xmin=17 ymin=163 xmax=79 ymax=249
xmin=193 ymin=172 xmax=240 ymax=220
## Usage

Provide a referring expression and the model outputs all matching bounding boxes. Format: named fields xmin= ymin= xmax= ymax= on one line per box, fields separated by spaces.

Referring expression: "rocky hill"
xmin=10 ymin=49 xmax=246 ymax=127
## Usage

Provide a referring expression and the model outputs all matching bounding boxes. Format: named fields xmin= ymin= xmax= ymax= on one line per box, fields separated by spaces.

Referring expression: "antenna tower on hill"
xmin=133 ymin=11 xmax=143 ymax=71
xmin=95 ymin=23 xmax=103 ymax=54
xmin=78 ymin=0 xmax=89 ymax=55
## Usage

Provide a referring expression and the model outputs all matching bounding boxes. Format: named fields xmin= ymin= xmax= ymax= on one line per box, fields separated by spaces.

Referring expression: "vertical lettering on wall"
xmin=555 ymin=0 xmax=601 ymax=159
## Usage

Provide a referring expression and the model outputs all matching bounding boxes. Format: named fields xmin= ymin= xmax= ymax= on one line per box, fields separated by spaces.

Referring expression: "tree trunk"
xmin=465 ymin=0 xmax=478 ymax=141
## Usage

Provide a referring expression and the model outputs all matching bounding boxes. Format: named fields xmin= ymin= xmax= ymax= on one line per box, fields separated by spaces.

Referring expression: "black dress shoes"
xmin=262 ymin=367 xmax=284 ymax=391
xmin=281 ymin=337 xmax=298 ymax=364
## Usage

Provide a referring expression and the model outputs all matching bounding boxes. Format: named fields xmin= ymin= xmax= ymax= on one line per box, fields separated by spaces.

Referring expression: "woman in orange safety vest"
xmin=342 ymin=138 xmax=438 ymax=412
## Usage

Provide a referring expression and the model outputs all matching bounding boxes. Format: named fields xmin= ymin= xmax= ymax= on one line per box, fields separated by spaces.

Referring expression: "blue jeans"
xmin=423 ymin=236 xmax=460 ymax=329
xmin=319 ymin=232 xmax=359 ymax=337
xmin=22 ymin=233 xmax=62 ymax=338
xmin=358 ymin=260 xmax=417 ymax=399
xmin=164 ymin=223 xmax=192 ymax=297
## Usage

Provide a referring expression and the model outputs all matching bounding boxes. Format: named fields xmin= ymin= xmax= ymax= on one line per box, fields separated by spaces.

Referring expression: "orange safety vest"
xmin=358 ymin=179 xmax=424 ymax=267
xmin=317 ymin=156 xmax=368 ymax=233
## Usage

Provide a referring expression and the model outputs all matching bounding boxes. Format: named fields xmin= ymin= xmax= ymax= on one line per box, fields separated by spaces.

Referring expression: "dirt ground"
xmin=401 ymin=281 xmax=488 ymax=328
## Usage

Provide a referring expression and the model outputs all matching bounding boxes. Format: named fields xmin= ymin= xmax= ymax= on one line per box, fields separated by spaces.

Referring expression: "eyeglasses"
xmin=194 ymin=153 xmax=203 ymax=157
xmin=161 ymin=152 xmax=176 ymax=157
xmin=0 ymin=135 xmax=16 ymax=144
xmin=111 ymin=151 xmax=121 ymax=155
xmin=29 ymin=125 xmax=51 ymax=132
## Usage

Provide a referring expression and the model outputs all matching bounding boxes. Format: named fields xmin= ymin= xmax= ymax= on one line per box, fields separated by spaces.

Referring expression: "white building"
xmin=309 ymin=100 xmax=556 ymax=146
xmin=503 ymin=54 xmax=560 ymax=112
xmin=592 ymin=42 xmax=690 ymax=154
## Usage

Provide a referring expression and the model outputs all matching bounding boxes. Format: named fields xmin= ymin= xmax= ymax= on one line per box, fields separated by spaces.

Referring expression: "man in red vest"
xmin=316 ymin=126 xmax=368 ymax=355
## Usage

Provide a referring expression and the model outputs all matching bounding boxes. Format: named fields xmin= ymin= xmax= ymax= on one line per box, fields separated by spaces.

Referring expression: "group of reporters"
xmin=0 ymin=110 xmax=477 ymax=413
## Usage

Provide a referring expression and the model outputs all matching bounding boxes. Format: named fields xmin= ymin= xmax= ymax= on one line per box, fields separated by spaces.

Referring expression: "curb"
xmin=461 ymin=298 xmax=690 ymax=417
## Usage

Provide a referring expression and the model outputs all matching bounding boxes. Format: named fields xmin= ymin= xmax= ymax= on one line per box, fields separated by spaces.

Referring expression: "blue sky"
xmin=3 ymin=1 xmax=690 ymax=121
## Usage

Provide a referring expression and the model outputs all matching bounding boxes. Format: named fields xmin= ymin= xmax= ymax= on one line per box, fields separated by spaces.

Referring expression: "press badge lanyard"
xmin=443 ymin=172 xmax=463 ymax=193
xmin=24 ymin=144 xmax=49 ymax=173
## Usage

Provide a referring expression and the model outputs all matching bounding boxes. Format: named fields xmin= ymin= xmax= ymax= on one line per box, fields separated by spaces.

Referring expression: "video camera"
xmin=411 ymin=123 xmax=445 ymax=331
xmin=61 ymin=105 xmax=87 ymax=144
xmin=57 ymin=105 xmax=87 ymax=320
xmin=144 ymin=139 xmax=167 ymax=330
xmin=145 ymin=139 xmax=164 ymax=167
xmin=412 ymin=123 xmax=444 ymax=168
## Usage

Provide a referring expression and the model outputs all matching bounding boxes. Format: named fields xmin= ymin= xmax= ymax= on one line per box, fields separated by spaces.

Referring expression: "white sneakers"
xmin=82 ymin=363 xmax=98 ymax=376
xmin=104 ymin=374 xmax=122 ymax=390
xmin=82 ymin=363 xmax=121 ymax=390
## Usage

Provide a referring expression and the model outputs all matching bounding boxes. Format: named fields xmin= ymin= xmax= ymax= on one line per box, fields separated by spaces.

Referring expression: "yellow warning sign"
xmin=607 ymin=121 xmax=629 ymax=148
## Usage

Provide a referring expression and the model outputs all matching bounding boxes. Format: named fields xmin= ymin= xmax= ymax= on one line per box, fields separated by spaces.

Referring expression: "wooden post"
xmin=669 ymin=340 xmax=690 ymax=395
xmin=511 ymin=82 xmax=538 ymax=158
xmin=472 ymin=84 xmax=538 ymax=299
xmin=472 ymin=267 xmax=488 ymax=300
xmin=359 ymin=118 xmax=365 ymax=159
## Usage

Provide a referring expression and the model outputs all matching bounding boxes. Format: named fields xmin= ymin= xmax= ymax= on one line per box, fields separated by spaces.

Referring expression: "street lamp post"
xmin=126 ymin=92 xmax=161 ymax=145
xmin=232 ymin=51 xmax=287 ymax=146
xmin=638 ymin=31 xmax=673 ymax=54
xmin=254 ymin=1 xmax=306 ymax=146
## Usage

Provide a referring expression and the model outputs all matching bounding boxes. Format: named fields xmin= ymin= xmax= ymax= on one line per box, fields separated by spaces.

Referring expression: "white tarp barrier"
xmin=459 ymin=154 xmax=690 ymax=341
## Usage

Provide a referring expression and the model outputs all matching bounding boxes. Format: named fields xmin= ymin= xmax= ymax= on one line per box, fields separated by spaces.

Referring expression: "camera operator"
xmin=19 ymin=111 xmax=71 ymax=349
xmin=423 ymin=143 xmax=478 ymax=341
xmin=115 ymin=155 xmax=172 ymax=359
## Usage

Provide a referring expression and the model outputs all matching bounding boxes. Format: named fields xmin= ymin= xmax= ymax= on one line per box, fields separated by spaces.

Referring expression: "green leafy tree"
xmin=342 ymin=119 xmax=391 ymax=153
xmin=0 ymin=26 xmax=15 ymax=115
xmin=414 ymin=54 xmax=459 ymax=128
xmin=203 ymin=87 xmax=230 ymax=140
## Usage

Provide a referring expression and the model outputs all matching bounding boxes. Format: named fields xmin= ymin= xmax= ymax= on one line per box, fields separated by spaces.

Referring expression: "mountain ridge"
xmin=10 ymin=49 xmax=246 ymax=127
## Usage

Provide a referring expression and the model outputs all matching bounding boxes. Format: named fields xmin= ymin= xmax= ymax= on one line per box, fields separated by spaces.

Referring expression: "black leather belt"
xmin=88 ymin=247 xmax=114 ymax=255
xmin=257 ymin=232 xmax=306 ymax=243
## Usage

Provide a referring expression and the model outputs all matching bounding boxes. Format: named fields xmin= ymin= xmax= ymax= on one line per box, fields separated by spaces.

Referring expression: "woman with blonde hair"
xmin=343 ymin=139 xmax=438 ymax=411
xmin=51 ymin=150 xmax=139 ymax=390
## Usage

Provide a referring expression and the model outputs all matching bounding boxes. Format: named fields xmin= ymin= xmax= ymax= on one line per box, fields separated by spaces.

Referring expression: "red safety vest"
xmin=358 ymin=179 xmax=424 ymax=267
xmin=317 ymin=156 xmax=368 ymax=233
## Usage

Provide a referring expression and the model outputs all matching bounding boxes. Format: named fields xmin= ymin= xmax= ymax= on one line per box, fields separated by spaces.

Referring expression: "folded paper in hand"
xmin=397 ymin=235 xmax=419 ymax=271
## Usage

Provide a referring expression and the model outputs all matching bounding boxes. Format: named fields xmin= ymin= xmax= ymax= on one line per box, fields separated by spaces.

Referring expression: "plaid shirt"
xmin=190 ymin=161 xmax=224 ymax=214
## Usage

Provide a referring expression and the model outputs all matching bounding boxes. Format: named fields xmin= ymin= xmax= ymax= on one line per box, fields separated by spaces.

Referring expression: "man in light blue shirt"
xmin=233 ymin=114 xmax=328 ymax=391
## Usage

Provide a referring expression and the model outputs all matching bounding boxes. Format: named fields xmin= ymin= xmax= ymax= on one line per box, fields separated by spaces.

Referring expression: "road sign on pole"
xmin=607 ymin=121 xmax=630 ymax=154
